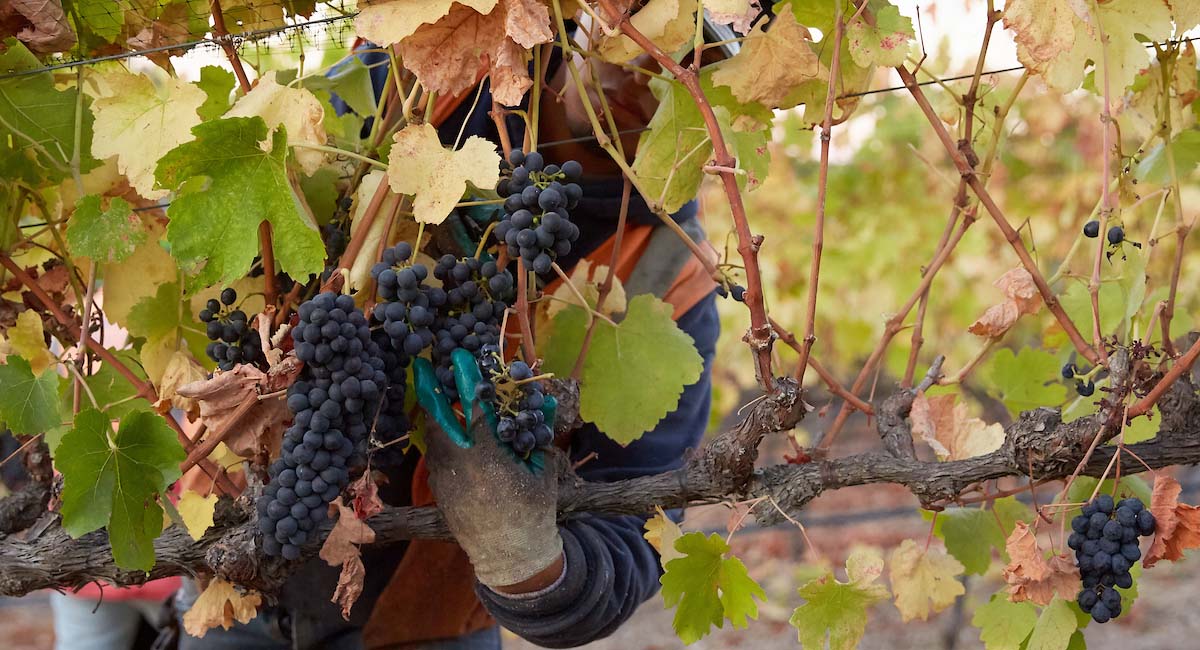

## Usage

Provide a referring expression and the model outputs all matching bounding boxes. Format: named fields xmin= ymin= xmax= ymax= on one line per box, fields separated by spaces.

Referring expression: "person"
xmin=176 ymin=16 xmax=739 ymax=650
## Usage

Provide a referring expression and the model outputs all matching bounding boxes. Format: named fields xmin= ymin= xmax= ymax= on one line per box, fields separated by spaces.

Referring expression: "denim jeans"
xmin=50 ymin=592 xmax=163 ymax=650
xmin=174 ymin=580 xmax=501 ymax=650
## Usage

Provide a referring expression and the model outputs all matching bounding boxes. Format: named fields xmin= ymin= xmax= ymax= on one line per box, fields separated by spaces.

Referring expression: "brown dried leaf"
xmin=181 ymin=578 xmax=262 ymax=638
xmin=994 ymin=267 xmax=1042 ymax=316
xmin=332 ymin=554 xmax=367 ymax=620
xmin=349 ymin=471 xmax=384 ymax=520
xmin=968 ymin=301 xmax=1019 ymax=338
xmin=176 ymin=364 xmax=295 ymax=458
xmin=320 ymin=499 xmax=376 ymax=567
xmin=1144 ymin=475 xmax=1200 ymax=567
xmin=397 ymin=0 xmax=552 ymax=107
xmin=910 ymin=393 xmax=1004 ymax=461
xmin=7 ymin=0 xmax=75 ymax=53
xmin=1002 ymin=522 xmax=1080 ymax=605
xmin=35 ymin=265 xmax=70 ymax=298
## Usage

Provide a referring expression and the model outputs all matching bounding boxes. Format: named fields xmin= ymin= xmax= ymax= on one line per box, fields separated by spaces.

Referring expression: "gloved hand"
xmin=413 ymin=349 xmax=564 ymax=589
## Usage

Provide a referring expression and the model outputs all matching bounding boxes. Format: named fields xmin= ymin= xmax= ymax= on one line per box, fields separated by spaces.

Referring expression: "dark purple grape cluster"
xmin=429 ymin=255 xmax=513 ymax=400
xmin=1069 ymin=494 xmax=1156 ymax=623
xmin=371 ymin=242 xmax=443 ymax=358
xmin=199 ymin=288 xmax=263 ymax=371
xmin=495 ymin=150 xmax=582 ymax=275
xmin=258 ymin=292 xmax=388 ymax=559
xmin=476 ymin=345 xmax=552 ymax=456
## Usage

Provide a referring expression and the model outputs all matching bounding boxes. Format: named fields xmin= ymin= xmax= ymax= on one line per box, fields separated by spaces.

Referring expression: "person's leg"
xmin=51 ymin=592 xmax=142 ymax=650
xmin=407 ymin=627 xmax=502 ymax=650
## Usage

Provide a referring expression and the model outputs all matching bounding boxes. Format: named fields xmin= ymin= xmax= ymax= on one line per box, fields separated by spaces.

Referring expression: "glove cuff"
xmin=473 ymin=532 xmax=565 ymax=588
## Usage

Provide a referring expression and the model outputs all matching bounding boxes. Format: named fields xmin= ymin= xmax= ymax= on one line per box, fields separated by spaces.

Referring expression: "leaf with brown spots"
xmin=1002 ymin=522 xmax=1080 ymax=605
xmin=176 ymin=361 xmax=298 ymax=458
xmin=1144 ymin=474 xmax=1200 ymax=567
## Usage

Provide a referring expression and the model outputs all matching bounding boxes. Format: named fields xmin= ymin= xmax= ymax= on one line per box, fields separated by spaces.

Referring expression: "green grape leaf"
xmin=785 ymin=0 xmax=877 ymax=125
xmin=56 ymin=349 xmax=149 ymax=450
xmin=928 ymin=497 xmax=1031 ymax=575
xmin=1121 ymin=407 xmax=1161 ymax=444
xmin=298 ymin=57 xmax=378 ymax=119
xmin=846 ymin=2 xmax=914 ymax=68
xmin=77 ymin=0 xmax=124 ymax=42
xmin=790 ymin=546 xmax=890 ymax=650
xmin=982 ymin=347 xmax=1069 ymax=417
xmin=0 ymin=39 xmax=97 ymax=181
xmin=1135 ymin=128 xmax=1200 ymax=184
xmin=58 ymin=409 xmax=185 ymax=571
xmin=196 ymin=66 xmax=236 ymax=121
xmin=1026 ymin=597 xmax=1077 ymax=650
xmin=67 ymin=195 xmax=145 ymax=263
xmin=1065 ymin=630 xmax=1087 ymax=650
xmin=1059 ymin=280 xmax=1124 ymax=340
xmin=973 ymin=594 xmax=1037 ymax=650
xmin=0 ymin=357 xmax=62 ymax=435
xmin=156 ymin=117 xmax=325 ymax=291
xmin=541 ymin=294 xmax=703 ymax=445
xmin=632 ymin=78 xmax=711 ymax=214
xmin=128 ymin=282 xmax=190 ymax=342
xmin=660 ymin=532 xmax=767 ymax=644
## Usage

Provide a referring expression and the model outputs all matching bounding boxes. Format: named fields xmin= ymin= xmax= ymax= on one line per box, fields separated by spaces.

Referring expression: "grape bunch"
xmin=476 ymin=345 xmax=552 ymax=456
xmin=495 ymin=150 xmax=582 ymax=275
xmin=199 ymin=288 xmax=263 ymax=371
xmin=1069 ymin=494 xmax=1156 ymax=623
xmin=429 ymin=255 xmax=513 ymax=400
xmin=371 ymin=242 xmax=442 ymax=357
xmin=258 ymin=292 xmax=388 ymax=559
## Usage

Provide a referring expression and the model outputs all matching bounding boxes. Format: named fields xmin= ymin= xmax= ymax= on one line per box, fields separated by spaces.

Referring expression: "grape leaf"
xmin=196 ymin=66 xmax=235 ymax=121
xmin=181 ymin=577 xmax=263 ymax=638
xmin=67 ymin=195 xmax=145 ymax=263
xmin=1135 ymin=128 xmax=1200 ymax=184
xmin=78 ymin=0 xmax=124 ymax=43
xmin=56 ymin=349 xmax=149 ymax=433
xmin=710 ymin=5 xmax=824 ymax=108
xmin=982 ymin=347 xmax=1068 ymax=417
xmin=632 ymin=78 xmax=712 ymax=213
xmin=89 ymin=67 xmax=206 ymax=198
xmin=58 ymin=409 xmax=185 ymax=570
xmin=177 ymin=490 xmax=217 ymax=540
xmin=1026 ymin=597 xmax=1078 ymax=650
xmin=1003 ymin=0 xmax=1171 ymax=93
xmin=889 ymin=539 xmax=965 ymax=621
xmin=706 ymin=0 xmax=760 ymax=32
xmin=0 ymin=356 xmax=61 ymax=435
xmin=790 ymin=546 xmax=889 ymax=650
xmin=927 ymin=497 xmax=1031 ymax=575
xmin=128 ymin=282 xmax=190 ymax=342
xmin=846 ymin=2 xmax=914 ymax=67
xmin=644 ymin=506 xmax=685 ymax=569
xmin=99 ymin=220 xmax=177 ymax=326
xmin=299 ymin=57 xmax=377 ymax=120
xmin=354 ymin=0 xmax=497 ymax=46
xmin=542 ymin=294 xmax=704 ymax=445
xmin=660 ymin=532 xmax=767 ymax=644
xmin=156 ymin=117 xmax=325 ymax=291
xmin=6 ymin=309 xmax=55 ymax=375
xmin=0 ymin=38 xmax=96 ymax=181
xmin=786 ymin=0 xmax=877 ymax=125
xmin=385 ymin=123 xmax=500 ymax=225
xmin=1059 ymin=280 xmax=1124 ymax=340
xmin=226 ymin=71 xmax=328 ymax=176
xmin=910 ymin=392 xmax=1005 ymax=461
xmin=1144 ymin=474 xmax=1200 ymax=567
xmin=972 ymin=594 xmax=1037 ymax=650
xmin=599 ymin=0 xmax=698 ymax=64
xmin=1002 ymin=522 xmax=1081 ymax=605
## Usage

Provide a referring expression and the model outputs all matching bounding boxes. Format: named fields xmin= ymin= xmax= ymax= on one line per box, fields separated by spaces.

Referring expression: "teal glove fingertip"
xmin=414 ymin=357 xmax=471 ymax=448
xmin=451 ymin=348 xmax=497 ymax=431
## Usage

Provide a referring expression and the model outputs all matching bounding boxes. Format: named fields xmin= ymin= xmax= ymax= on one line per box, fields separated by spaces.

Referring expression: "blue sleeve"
xmin=477 ymin=292 xmax=719 ymax=647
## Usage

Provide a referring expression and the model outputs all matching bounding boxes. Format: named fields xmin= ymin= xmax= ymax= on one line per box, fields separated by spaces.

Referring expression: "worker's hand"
xmin=413 ymin=350 xmax=564 ymax=590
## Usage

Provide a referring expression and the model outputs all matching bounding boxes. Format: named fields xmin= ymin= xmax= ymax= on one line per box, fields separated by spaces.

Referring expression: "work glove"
xmin=413 ymin=348 xmax=563 ymax=589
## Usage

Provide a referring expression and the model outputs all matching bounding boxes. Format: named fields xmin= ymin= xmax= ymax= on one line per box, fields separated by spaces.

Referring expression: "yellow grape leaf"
xmin=395 ymin=0 xmax=552 ymax=106
xmin=888 ymin=539 xmax=965 ymax=622
xmin=177 ymin=490 xmax=218 ymax=541
xmin=599 ymin=0 xmax=698 ymax=64
xmin=1003 ymin=0 xmax=1172 ymax=93
xmin=1172 ymin=0 xmax=1200 ymax=34
xmin=386 ymin=123 xmax=500 ymax=224
xmin=846 ymin=2 xmax=914 ymax=68
xmin=910 ymin=393 xmax=1004 ymax=461
xmin=182 ymin=578 xmax=262 ymax=638
xmin=208 ymin=442 xmax=244 ymax=474
xmin=710 ymin=5 xmax=825 ymax=108
xmin=101 ymin=221 xmax=177 ymax=327
xmin=354 ymin=0 xmax=497 ymax=45
xmin=643 ymin=506 xmax=684 ymax=569
xmin=790 ymin=546 xmax=890 ymax=650
xmin=89 ymin=68 xmax=205 ymax=198
xmin=158 ymin=350 xmax=207 ymax=417
xmin=7 ymin=310 xmax=55 ymax=375
xmin=226 ymin=71 xmax=328 ymax=175
xmin=347 ymin=170 xmax=398 ymax=291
